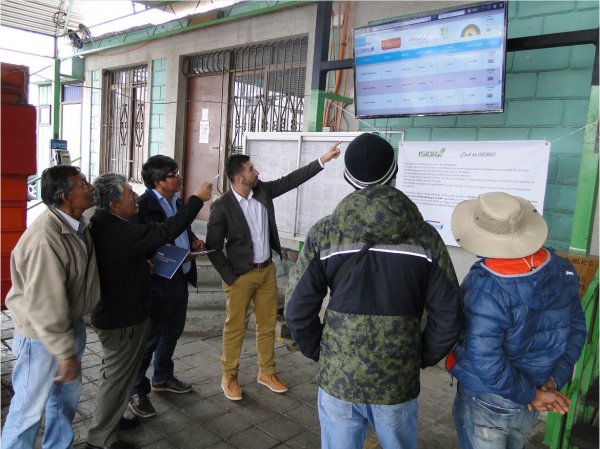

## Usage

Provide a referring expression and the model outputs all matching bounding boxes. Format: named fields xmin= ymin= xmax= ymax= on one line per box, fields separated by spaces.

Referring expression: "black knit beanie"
xmin=343 ymin=133 xmax=398 ymax=189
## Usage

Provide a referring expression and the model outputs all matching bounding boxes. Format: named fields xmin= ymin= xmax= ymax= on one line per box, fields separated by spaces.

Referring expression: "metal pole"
xmin=52 ymin=36 xmax=61 ymax=139
xmin=307 ymin=1 xmax=332 ymax=132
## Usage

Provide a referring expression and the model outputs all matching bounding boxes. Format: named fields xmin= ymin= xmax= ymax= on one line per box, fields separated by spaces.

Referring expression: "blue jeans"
xmin=2 ymin=320 xmax=86 ymax=449
xmin=318 ymin=387 xmax=418 ymax=449
xmin=453 ymin=384 xmax=539 ymax=449
xmin=132 ymin=270 xmax=188 ymax=395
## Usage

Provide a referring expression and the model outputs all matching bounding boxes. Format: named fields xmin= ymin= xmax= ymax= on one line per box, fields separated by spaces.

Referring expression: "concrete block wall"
xmin=361 ymin=1 xmax=599 ymax=251
xmin=149 ymin=58 xmax=167 ymax=157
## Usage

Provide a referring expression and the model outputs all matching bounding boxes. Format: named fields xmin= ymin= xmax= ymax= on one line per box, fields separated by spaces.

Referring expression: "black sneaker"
xmin=151 ymin=376 xmax=192 ymax=394
xmin=128 ymin=394 xmax=156 ymax=418
xmin=119 ymin=415 xmax=140 ymax=430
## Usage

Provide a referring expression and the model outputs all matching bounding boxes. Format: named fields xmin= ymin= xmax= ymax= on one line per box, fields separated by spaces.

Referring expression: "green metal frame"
xmin=53 ymin=38 xmax=61 ymax=140
xmin=569 ymin=86 xmax=599 ymax=253
xmin=324 ymin=92 xmax=353 ymax=104
xmin=307 ymin=90 xmax=353 ymax=132
xmin=544 ymin=269 xmax=599 ymax=449
xmin=308 ymin=90 xmax=325 ymax=132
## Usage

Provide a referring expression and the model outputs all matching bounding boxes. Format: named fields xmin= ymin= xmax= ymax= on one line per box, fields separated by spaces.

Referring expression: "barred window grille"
xmin=62 ymin=83 xmax=83 ymax=102
xmin=184 ymin=37 xmax=308 ymax=155
xmin=100 ymin=65 xmax=147 ymax=182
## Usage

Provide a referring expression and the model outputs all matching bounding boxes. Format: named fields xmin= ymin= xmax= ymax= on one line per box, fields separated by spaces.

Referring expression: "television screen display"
xmin=353 ymin=1 xmax=507 ymax=118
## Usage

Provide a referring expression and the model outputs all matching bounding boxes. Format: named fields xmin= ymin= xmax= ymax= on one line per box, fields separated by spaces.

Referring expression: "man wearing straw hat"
xmin=449 ymin=192 xmax=586 ymax=449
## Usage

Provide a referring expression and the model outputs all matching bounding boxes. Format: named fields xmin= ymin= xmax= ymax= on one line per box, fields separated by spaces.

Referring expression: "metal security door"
xmin=183 ymin=72 xmax=228 ymax=220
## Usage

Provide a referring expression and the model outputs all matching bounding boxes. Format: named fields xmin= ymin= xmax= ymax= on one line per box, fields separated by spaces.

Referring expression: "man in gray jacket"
xmin=2 ymin=165 xmax=100 ymax=449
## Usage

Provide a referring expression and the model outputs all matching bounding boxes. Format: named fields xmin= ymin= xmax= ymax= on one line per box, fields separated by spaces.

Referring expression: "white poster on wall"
xmin=397 ymin=140 xmax=551 ymax=246
xmin=199 ymin=120 xmax=210 ymax=143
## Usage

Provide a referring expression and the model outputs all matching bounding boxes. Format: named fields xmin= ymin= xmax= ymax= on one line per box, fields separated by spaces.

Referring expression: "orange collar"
xmin=483 ymin=248 xmax=549 ymax=275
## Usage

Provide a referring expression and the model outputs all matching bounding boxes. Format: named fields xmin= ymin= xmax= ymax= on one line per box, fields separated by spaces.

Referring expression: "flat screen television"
xmin=353 ymin=1 xmax=507 ymax=118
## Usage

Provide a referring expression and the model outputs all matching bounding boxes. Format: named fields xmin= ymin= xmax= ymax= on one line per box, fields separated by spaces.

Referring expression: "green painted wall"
xmin=361 ymin=1 xmax=599 ymax=251
xmin=149 ymin=58 xmax=167 ymax=157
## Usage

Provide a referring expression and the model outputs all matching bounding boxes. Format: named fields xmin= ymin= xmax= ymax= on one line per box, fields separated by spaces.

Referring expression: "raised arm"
xmin=319 ymin=142 xmax=342 ymax=165
xmin=268 ymin=142 xmax=341 ymax=198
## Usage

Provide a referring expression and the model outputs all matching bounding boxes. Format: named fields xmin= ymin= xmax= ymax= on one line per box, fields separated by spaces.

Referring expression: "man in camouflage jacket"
xmin=285 ymin=133 xmax=464 ymax=449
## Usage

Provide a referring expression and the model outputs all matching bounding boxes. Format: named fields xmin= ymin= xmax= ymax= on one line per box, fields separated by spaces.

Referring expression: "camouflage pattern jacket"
xmin=285 ymin=185 xmax=464 ymax=405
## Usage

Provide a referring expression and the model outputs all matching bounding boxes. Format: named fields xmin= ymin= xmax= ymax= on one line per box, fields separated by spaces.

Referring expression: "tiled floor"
xmin=0 ymin=311 xmax=548 ymax=448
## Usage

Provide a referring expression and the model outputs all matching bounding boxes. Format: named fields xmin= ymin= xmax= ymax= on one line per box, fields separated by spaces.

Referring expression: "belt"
xmin=252 ymin=259 xmax=271 ymax=269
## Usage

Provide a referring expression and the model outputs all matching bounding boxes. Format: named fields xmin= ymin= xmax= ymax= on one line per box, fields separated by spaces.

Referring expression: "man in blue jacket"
xmin=450 ymin=192 xmax=586 ymax=449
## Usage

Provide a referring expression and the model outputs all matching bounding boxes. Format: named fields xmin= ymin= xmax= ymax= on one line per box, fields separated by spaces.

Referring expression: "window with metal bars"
xmin=100 ymin=65 xmax=147 ymax=182
xmin=62 ymin=84 xmax=83 ymax=103
xmin=184 ymin=37 xmax=308 ymax=154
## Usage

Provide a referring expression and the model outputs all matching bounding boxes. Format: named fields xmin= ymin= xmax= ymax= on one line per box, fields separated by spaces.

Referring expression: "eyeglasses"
xmin=165 ymin=170 xmax=180 ymax=178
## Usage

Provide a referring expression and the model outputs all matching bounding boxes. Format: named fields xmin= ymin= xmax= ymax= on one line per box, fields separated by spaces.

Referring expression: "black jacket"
xmin=90 ymin=196 xmax=203 ymax=329
xmin=136 ymin=189 xmax=198 ymax=287
xmin=285 ymin=185 xmax=464 ymax=404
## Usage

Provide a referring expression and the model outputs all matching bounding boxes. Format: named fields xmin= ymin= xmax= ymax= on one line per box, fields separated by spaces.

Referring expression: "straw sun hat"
xmin=451 ymin=192 xmax=548 ymax=258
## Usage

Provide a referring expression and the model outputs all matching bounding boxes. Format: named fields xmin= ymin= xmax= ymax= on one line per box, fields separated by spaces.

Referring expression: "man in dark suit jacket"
xmin=206 ymin=144 xmax=341 ymax=401
xmin=128 ymin=155 xmax=206 ymax=419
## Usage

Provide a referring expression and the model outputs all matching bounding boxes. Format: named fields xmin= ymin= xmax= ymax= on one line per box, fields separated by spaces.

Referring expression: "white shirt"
xmin=232 ymin=188 xmax=270 ymax=263
xmin=55 ymin=208 xmax=90 ymax=236
xmin=230 ymin=158 xmax=324 ymax=263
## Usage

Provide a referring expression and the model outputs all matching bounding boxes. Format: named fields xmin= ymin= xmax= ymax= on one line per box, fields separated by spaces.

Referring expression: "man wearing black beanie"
xmin=285 ymin=133 xmax=464 ymax=449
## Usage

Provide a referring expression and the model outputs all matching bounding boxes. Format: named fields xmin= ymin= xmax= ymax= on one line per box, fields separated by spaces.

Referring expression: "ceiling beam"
xmin=1 ymin=0 xmax=84 ymax=37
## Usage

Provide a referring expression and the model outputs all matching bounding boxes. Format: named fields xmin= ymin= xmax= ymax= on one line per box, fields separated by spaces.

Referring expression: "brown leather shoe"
xmin=221 ymin=375 xmax=242 ymax=401
xmin=257 ymin=372 xmax=288 ymax=393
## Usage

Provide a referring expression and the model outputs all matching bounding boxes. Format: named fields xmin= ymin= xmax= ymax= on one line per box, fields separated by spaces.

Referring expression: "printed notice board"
xmin=243 ymin=132 xmax=370 ymax=239
xmin=243 ymin=134 xmax=548 ymax=246
xmin=397 ymin=140 xmax=551 ymax=246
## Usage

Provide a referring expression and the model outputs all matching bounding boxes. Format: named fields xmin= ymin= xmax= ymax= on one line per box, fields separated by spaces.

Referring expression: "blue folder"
xmin=151 ymin=244 xmax=189 ymax=279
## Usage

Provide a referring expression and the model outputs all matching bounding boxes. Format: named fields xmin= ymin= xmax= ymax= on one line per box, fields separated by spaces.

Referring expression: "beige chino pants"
xmin=221 ymin=263 xmax=278 ymax=376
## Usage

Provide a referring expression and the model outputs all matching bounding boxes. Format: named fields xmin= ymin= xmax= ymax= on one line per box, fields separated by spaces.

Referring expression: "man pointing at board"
xmin=206 ymin=144 xmax=340 ymax=401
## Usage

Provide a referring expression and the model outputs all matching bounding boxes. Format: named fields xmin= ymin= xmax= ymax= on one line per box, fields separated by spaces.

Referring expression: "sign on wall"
xmin=397 ymin=140 xmax=551 ymax=246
